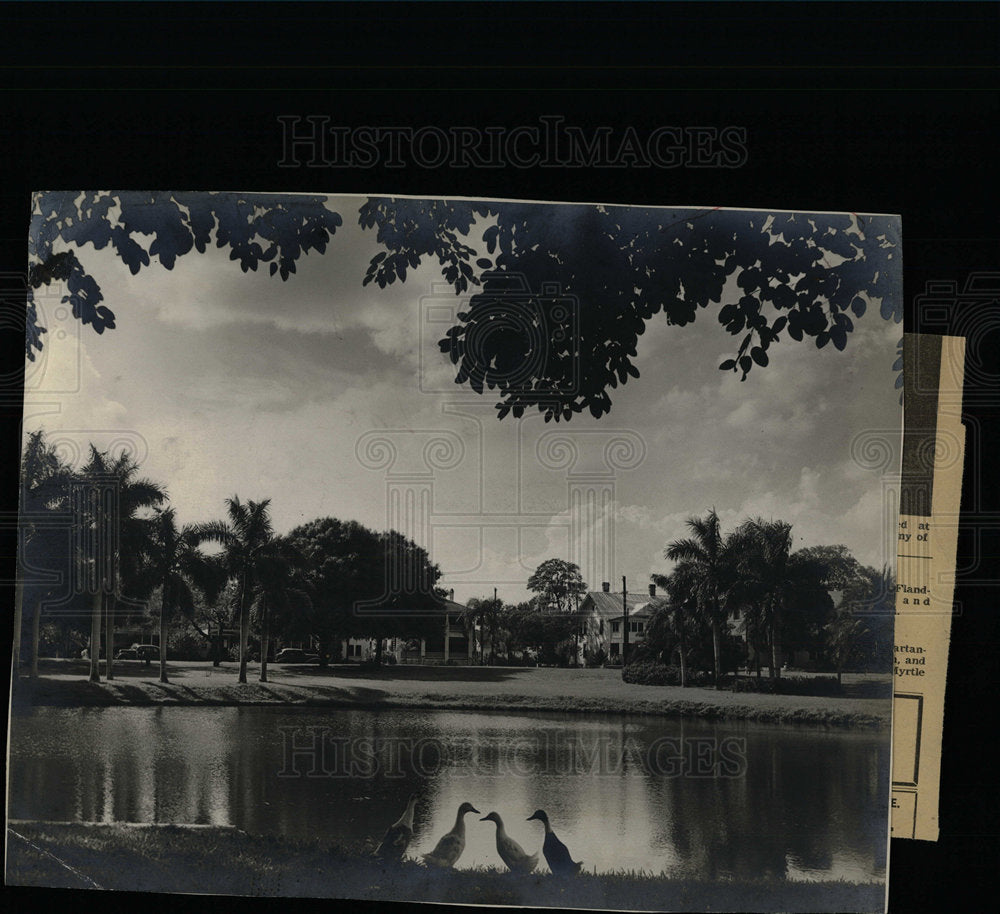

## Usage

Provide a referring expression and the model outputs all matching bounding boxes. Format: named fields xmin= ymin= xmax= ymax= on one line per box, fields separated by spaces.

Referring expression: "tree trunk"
xmin=105 ymin=593 xmax=116 ymax=680
xmin=12 ymin=577 xmax=24 ymax=681
xmin=213 ymin=620 xmax=222 ymax=667
xmin=30 ymin=600 xmax=42 ymax=677
xmin=89 ymin=591 xmax=102 ymax=682
xmin=375 ymin=637 xmax=384 ymax=665
xmin=771 ymin=605 xmax=782 ymax=681
xmin=678 ymin=629 xmax=687 ymax=688
xmin=159 ymin=590 xmax=169 ymax=684
xmin=711 ymin=618 xmax=722 ymax=690
xmin=259 ymin=596 xmax=269 ymax=683
xmin=237 ymin=572 xmax=249 ymax=684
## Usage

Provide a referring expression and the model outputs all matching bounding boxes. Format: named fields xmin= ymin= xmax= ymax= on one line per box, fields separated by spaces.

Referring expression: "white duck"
xmin=480 ymin=811 xmax=539 ymax=874
xmin=421 ymin=801 xmax=480 ymax=868
xmin=374 ymin=793 xmax=419 ymax=860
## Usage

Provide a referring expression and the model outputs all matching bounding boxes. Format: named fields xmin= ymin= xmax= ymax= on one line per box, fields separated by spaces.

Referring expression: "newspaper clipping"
xmin=891 ymin=333 xmax=966 ymax=841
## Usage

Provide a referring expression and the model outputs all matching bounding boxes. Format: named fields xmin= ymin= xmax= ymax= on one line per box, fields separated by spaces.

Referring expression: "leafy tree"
xmin=781 ymin=544 xmax=862 ymax=662
xmin=665 ymin=509 xmax=731 ymax=688
xmin=834 ymin=564 xmax=895 ymax=676
xmin=283 ymin=517 xmax=364 ymax=664
xmin=27 ymin=194 xmax=899 ymax=423
xmin=79 ymin=444 xmax=166 ymax=681
xmin=526 ymin=558 xmax=587 ymax=613
xmin=502 ymin=600 xmax=577 ymax=665
xmin=285 ymin=517 xmax=442 ymax=667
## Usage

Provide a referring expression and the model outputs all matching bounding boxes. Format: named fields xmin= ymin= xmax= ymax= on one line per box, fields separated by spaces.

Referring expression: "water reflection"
xmin=8 ymin=706 xmax=887 ymax=882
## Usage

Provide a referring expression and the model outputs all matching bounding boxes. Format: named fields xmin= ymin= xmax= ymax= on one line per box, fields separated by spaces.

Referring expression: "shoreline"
xmin=6 ymin=821 xmax=885 ymax=911
xmin=12 ymin=665 xmax=890 ymax=729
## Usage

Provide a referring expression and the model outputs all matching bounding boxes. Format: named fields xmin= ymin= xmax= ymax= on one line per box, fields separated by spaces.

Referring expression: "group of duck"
xmin=374 ymin=794 xmax=583 ymax=876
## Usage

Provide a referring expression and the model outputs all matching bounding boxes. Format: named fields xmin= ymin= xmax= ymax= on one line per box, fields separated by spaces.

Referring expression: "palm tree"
xmin=653 ymin=565 xmax=704 ymax=688
xmin=147 ymin=507 xmax=221 ymax=683
xmin=251 ymin=540 xmax=309 ymax=682
xmin=80 ymin=444 xmax=166 ymax=682
xmin=16 ymin=430 xmax=74 ymax=680
xmin=731 ymin=518 xmax=794 ymax=680
xmin=196 ymin=496 xmax=276 ymax=684
xmin=665 ymin=509 xmax=731 ymax=689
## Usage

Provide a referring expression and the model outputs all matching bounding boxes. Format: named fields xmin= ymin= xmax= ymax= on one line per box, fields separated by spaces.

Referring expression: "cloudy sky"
xmin=24 ymin=194 xmax=903 ymax=605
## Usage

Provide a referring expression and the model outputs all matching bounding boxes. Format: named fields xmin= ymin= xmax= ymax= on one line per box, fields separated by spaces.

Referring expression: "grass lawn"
xmin=6 ymin=822 xmax=885 ymax=912
xmin=15 ymin=659 xmax=890 ymax=728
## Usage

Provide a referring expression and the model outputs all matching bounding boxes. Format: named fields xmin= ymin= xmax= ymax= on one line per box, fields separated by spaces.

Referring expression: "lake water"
xmin=7 ymin=706 xmax=887 ymax=882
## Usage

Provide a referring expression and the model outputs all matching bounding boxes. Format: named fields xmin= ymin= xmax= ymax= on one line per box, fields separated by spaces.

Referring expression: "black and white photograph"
xmin=8 ymin=191 xmax=902 ymax=912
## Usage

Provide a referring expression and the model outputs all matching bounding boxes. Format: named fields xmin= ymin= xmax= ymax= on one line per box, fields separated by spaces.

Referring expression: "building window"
xmin=611 ymin=620 xmax=620 ymax=634
xmin=599 ymin=619 xmax=604 ymax=635
xmin=610 ymin=643 xmax=620 ymax=657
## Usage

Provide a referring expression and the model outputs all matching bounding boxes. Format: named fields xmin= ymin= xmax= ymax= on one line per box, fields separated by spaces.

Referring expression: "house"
xmin=580 ymin=582 xmax=659 ymax=664
xmin=416 ymin=594 xmax=474 ymax=663
xmin=340 ymin=591 xmax=474 ymax=665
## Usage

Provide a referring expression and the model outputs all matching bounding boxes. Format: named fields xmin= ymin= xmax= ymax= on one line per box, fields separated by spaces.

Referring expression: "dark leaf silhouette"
xmin=27 ymin=193 xmax=899 ymax=423
xmin=27 ymin=191 xmax=343 ymax=360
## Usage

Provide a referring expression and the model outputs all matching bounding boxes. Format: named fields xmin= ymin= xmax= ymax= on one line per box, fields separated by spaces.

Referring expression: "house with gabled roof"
xmin=580 ymin=581 xmax=661 ymax=664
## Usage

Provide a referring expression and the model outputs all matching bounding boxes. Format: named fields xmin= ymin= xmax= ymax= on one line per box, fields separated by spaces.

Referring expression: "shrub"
xmin=728 ymin=675 xmax=844 ymax=697
xmin=622 ymin=660 xmax=714 ymax=687
xmin=167 ymin=630 xmax=210 ymax=661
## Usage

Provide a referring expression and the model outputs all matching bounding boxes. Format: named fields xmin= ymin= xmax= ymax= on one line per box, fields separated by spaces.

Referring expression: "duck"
xmin=374 ymin=793 xmax=420 ymax=860
xmin=480 ymin=811 xmax=539 ymax=874
xmin=421 ymin=801 xmax=480 ymax=868
xmin=526 ymin=809 xmax=583 ymax=875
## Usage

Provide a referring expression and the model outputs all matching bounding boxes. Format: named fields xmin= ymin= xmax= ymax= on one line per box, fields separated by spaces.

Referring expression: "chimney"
xmin=602 ymin=581 xmax=610 ymax=593
xmin=648 ymin=583 xmax=656 ymax=597
xmin=448 ymin=589 xmax=455 ymax=602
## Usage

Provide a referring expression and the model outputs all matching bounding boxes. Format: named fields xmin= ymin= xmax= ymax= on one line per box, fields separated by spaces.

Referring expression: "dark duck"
xmin=527 ymin=809 xmax=583 ymax=875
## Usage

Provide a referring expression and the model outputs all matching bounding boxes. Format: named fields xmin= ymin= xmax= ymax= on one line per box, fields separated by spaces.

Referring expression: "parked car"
xmin=274 ymin=648 xmax=319 ymax=664
xmin=115 ymin=648 xmax=139 ymax=661
xmin=135 ymin=645 xmax=160 ymax=663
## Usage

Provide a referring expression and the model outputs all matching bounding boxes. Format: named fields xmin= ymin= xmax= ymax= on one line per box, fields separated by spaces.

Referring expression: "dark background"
xmin=1 ymin=3 xmax=997 ymax=913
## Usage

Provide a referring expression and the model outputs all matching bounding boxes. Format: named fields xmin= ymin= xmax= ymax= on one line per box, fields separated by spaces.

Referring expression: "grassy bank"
xmin=7 ymin=822 xmax=884 ymax=912
xmin=12 ymin=660 xmax=890 ymax=729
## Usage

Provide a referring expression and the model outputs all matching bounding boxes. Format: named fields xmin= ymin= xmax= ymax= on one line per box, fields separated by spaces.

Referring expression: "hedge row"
xmin=621 ymin=660 xmax=714 ymax=687
xmin=623 ymin=661 xmax=852 ymax=696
